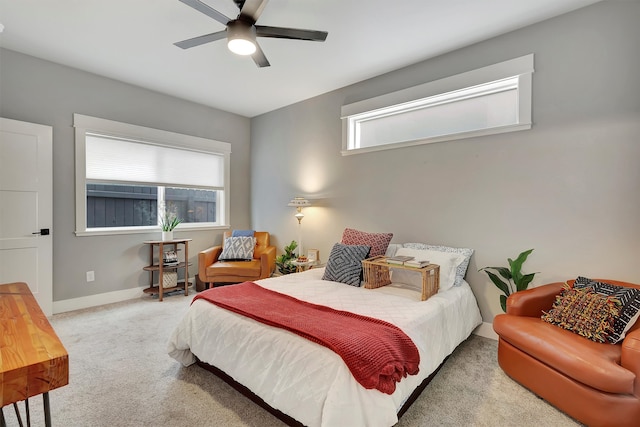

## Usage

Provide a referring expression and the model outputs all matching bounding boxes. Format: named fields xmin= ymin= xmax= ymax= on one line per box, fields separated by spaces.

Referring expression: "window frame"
xmin=341 ymin=54 xmax=534 ymax=155
xmin=74 ymin=114 xmax=231 ymax=236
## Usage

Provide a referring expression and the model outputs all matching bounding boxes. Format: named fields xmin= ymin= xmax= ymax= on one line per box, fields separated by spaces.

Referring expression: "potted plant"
xmin=479 ymin=249 xmax=537 ymax=312
xmin=275 ymin=240 xmax=298 ymax=275
xmin=160 ymin=204 xmax=182 ymax=241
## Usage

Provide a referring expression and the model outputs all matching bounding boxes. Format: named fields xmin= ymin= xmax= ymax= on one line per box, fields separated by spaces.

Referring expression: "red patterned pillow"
xmin=341 ymin=228 xmax=393 ymax=258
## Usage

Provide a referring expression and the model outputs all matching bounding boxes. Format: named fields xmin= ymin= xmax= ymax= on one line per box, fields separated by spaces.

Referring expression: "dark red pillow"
xmin=341 ymin=228 xmax=393 ymax=258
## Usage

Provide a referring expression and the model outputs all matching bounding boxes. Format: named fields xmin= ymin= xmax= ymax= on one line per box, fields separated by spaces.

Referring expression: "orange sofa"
xmin=493 ymin=279 xmax=640 ymax=427
xmin=198 ymin=231 xmax=275 ymax=288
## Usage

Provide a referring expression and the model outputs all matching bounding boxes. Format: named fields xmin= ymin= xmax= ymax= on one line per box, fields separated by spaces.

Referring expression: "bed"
xmin=168 ymin=263 xmax=482 ymax=427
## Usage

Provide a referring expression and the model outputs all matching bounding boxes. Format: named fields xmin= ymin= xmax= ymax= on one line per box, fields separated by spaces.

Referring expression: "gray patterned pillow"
xmin=403 ymin=243 xmax=474 ymax=287
xmin=322 ymin=243 xmax=370 ymax=287
xmin=219 ymin=236 xmax=256 ymax=261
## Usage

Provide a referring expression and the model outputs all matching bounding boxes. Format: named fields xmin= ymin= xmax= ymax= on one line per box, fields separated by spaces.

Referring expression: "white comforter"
xmin=168 ymin=268 xmax=482 ymax=427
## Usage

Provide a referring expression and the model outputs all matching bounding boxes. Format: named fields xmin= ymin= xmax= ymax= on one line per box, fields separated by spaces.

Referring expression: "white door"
xmin=0 ymin=117 xmax=53 ymax=316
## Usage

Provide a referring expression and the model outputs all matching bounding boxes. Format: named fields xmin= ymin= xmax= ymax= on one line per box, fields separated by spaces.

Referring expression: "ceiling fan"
xmin=174 ymin=0 xmax=328 ymax=68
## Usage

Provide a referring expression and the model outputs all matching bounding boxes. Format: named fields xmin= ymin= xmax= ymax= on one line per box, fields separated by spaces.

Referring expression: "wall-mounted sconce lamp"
xmin=288 ymin=197 xmax=311 ymax=224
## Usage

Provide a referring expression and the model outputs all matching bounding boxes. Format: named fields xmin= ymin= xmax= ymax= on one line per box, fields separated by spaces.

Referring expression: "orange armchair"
xmin=493 ymin=279 xmax=640 ymax=427
xmin=198 ymin=231 xmax=276 ymax=289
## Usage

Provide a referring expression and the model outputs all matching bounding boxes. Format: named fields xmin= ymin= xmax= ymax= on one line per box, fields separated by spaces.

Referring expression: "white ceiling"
xmin=0 ymin=0 xmax=600 ymax=118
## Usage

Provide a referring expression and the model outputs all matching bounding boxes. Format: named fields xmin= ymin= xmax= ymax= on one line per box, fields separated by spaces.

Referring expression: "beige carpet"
xmin=2 ymin=290 xmax=582 ymax=427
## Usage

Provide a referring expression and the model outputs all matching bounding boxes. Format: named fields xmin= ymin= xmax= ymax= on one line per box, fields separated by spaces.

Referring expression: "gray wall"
xmin=250 ymin=1 xmax=640 ymax=322
xmin=0 ymin=49 xmax=251 ymax=301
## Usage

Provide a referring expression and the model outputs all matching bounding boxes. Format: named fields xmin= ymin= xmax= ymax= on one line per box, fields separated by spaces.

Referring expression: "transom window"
xmin=74 ymin=114 xmax=230 ymax=236
xmin=341 ymin=54 xmax=534 ymax=155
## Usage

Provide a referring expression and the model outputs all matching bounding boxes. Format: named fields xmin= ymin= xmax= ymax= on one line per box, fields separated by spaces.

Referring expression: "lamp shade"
xmin=289 ymin=197 xmax=310 ymax=224
xmin=288 ymin=197 xmax=311 ymax=208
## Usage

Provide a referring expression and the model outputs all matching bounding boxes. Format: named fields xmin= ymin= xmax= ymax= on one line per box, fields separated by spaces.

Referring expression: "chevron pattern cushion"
xmin=573 ymin=276 xmax=640 ymax=343
xmin=322 ymin=243 xmax=370 ymax=286
xmin=219 ymin=236 xmax=256 ymax=261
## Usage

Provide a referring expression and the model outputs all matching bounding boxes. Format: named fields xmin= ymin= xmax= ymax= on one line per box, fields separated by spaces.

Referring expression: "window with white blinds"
xmin=74 ymin=114 xmax=231 ymax=235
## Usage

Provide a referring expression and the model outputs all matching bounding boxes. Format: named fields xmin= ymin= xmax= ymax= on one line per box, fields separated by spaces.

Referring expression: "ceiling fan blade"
xmin=174 ymin=31 xmax=227 ymax=49
xmin=179 ymin=0 xmax=231 ymax=26
xmin=239 ymin=0 xmax=269 ymax=23
xmin=255 ymin=26 xmax=328 ymax=42
xmin=251 ymin=42 xmax=270 ymax=68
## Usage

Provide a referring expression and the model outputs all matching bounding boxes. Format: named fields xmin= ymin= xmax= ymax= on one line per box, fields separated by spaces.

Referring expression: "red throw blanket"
xmin=193 ymin=281 xmax=420 ymax=394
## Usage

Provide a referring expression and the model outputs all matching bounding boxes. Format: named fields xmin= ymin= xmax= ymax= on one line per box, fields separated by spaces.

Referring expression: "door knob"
xmin=32 ymin=228 xmax=50 ymax=235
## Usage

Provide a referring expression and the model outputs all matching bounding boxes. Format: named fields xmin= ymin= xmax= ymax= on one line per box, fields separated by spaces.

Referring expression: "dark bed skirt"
xmin=195 ymin=356 xmax=448 ymax=426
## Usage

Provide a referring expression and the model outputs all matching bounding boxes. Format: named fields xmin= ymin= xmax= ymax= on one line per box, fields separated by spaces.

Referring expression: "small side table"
xmin=291 ymin=260 xmax=312 ymax=273
xmin=362 ymin=255 xmax=440 ymax=301
xmin=142 ymin=238 xmax=192 ymax=301
xmin=291 ymin=260 xmax=325 ymax=272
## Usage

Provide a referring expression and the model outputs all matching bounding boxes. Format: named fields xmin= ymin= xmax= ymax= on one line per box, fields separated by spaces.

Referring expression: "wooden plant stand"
xmin=142 ymin=238 xmax=192 ymax=301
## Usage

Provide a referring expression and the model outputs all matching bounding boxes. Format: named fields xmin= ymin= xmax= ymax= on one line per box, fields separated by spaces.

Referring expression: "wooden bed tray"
xmin=195 ymin=356 xmax=448 ymax=426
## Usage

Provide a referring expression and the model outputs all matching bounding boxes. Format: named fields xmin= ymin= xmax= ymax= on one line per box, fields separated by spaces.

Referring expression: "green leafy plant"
xmin=160 ymin=213 xmax=182 ymax=231
xmin=275 ymin=240 xmax=298 ymax=275
xmin=479 ymin=249 xmax=537 ymax=313
xmin=159 ymin=202 xmax=183 ymax=231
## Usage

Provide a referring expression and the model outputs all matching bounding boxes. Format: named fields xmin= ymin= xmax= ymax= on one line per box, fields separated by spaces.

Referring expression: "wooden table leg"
xmin=158 ymin=242 xmax=164 ymax=302
xmin=184 ymin=241 xmax=189 ymax=296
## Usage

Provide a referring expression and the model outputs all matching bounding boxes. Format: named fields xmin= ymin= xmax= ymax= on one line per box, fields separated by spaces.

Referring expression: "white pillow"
xmin=393 ymin=247 xmax=466 ymax=292
xmin=403 ymin=243 xmax=473 ymax=287
xmin=384 ymin=243 xmax=403 ymax=257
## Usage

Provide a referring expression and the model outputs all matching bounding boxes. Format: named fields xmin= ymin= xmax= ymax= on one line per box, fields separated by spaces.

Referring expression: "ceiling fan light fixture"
xmin=228 ymin=38 xmax=256 ymax=55
xmin=227 ymin=21 xmax=257 ymax=56
xmin=175 ymin=0 xmax=328 ymax=67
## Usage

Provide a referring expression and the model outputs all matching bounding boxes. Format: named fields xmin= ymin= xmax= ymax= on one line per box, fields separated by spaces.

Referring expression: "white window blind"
xmin=86 ymin=134 xmax=224 ymax=188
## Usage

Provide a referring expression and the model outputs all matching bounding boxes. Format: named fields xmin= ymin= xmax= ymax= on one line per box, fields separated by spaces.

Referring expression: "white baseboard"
xmin=472 ymin=321 xmax=498 ymax=340
xmin=53 ymin=277 xmax=197 ymax=314
xmin=53 ymin=286 xmax=147 ymax=314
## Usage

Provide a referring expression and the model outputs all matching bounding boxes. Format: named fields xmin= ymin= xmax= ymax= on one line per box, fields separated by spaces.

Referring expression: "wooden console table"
xmin=0 ymin=282 xmax=69 ymax=427
xmin=142 ymin=239 xmax=192 ymax=302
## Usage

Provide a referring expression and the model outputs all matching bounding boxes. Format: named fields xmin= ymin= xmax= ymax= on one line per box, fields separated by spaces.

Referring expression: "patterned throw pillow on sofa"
xmin=573 ymin=276 xmax=640 ymax=343
xmin=219 ymin=236 xmax=256 ymax=261
xmin=542 ymin=284 xmax=621 ymax=343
